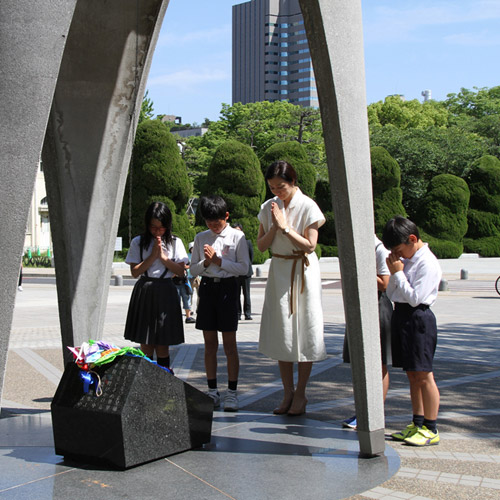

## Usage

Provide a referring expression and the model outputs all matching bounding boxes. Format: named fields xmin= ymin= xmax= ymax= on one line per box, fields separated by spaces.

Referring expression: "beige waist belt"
xmin=272 ymin=250 xmax=309 ymax=314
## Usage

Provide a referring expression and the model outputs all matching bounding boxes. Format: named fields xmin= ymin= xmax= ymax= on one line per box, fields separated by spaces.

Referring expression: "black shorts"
xmin=195 ymin=277 xmax=239 ymax=332
xmin=391 ymin=303 xmax=437 ymax=372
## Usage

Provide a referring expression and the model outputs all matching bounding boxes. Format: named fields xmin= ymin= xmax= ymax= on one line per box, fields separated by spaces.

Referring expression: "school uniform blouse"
xmin=190 ymin=224 xmax=250 ymax=278
xmin=126 ymin=236 xmax=188 ymax=278
xmin=386 ymin=243 xmax=442 ymax=307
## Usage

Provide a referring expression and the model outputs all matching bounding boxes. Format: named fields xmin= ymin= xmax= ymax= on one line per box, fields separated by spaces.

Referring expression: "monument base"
xmin=51 ymin=356 xmax=213 ymax=469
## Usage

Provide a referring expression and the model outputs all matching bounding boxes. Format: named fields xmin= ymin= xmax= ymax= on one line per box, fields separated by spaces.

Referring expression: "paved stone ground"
xmin=4 ymin=260 xmax=500 ymax=500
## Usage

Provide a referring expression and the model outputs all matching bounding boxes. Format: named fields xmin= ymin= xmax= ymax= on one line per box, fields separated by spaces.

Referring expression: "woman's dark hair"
xmin=265 ymin=160 xmax=297 ymax=185
xmin=141 ymin=201 xmax=173 ymax=250
xmin=382 ymin=216 xmax=420 ymax=250
xmin=199 ymin=195 xmax=228 ymax=220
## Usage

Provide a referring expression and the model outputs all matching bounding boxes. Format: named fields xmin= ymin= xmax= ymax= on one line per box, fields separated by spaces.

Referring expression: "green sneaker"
xmin=404 ymin=426 xmax=440 ymax=447
xmin=391 ymin=422 xmax=418 ymax=441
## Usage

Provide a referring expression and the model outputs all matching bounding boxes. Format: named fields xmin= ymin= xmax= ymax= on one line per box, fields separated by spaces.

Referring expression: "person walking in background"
xmin=190 ymin=195 xmax=250 ymax=412
xmin=257 ymin=160 xmax=326 ymax=416
xmin=342 ymin=234 xmax=393 ymax=429
xmin=233 ymin=223 xmax=253 ymax=320
xmin=382 ymin=216 xmax=442 ymax=447
xmin=173 ymin=269 xmax=195 ymax=324
xmin=124 ymin=201 xmax=188 ymax=371
xmin=18 ymin=264 xmax=23 ymax=291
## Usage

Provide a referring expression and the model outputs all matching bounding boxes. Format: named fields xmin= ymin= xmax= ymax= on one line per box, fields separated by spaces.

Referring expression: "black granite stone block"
xmin=51 ymin=356 xmax=213 ymax=469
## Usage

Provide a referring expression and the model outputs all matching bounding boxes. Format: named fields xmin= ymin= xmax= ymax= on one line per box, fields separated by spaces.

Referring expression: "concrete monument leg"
xmin=299 ymin=0 xmax=386 ymax=456
xmin=0 ymin=1 xmax=77 ymax=409
xmin=42 ymin=0 xmax=170 ymax=364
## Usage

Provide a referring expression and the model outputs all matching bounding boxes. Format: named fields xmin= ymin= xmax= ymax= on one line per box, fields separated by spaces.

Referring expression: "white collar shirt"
xmin=386 ymin=243 xmax=442 ymax=307
xmin=190 ymin=224 xmax=250 ymax=278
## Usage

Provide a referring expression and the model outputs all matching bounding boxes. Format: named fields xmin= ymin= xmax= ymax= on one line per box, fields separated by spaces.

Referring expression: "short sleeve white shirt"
xmin=126 ymin=235 xmax=189 ymax=278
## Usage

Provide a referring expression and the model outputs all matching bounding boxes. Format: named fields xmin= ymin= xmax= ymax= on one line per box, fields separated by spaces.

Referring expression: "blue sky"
xmin=145 ymin=0 xmax=500 ymax=124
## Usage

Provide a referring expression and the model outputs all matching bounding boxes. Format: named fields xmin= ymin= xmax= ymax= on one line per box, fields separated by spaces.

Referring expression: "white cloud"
xmin=157 ymin=25 xmax=231 ymax=47
xmin=363 ymin=1 xmax=500 ymax=44
xmin=148 ymin=68 xmax=229 ymax=89
xmin=445 ymin=29 xmax=500 ymax=46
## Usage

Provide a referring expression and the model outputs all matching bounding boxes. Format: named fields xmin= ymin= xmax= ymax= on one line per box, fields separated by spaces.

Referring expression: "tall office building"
xmin=232 ymin=0 xmax=317 ymax=107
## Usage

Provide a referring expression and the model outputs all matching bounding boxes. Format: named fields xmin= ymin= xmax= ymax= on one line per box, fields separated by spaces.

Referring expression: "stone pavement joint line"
xmin=396 ymin=467 xmax=500 ymax=489
xmin=12 ymin=348 xmax=62 ymax=385
xmin=396 ymin=449 xmax=500 ymax=463
xmin=360 ymin=486 xmax=435 ymax=499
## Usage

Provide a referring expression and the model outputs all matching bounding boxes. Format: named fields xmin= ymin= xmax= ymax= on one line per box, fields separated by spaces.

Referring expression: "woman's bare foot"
xmin=287 ymin=395 xmax=308 ymax=416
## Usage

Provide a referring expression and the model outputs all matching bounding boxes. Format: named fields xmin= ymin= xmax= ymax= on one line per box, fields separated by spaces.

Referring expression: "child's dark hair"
xmin=141 ymin=201 xmax=173 ymax=250
xmin=199 ymin=195 xmax=228 ymax=220
xmin=265 ymin=160 xmax=297 ymax=184
xmin=382 ymin=216 xmax=420 ymax=250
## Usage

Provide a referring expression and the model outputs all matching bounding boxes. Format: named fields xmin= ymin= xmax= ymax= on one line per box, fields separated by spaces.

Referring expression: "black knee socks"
xmin=157 ymin=356 xmax=170 ymax=368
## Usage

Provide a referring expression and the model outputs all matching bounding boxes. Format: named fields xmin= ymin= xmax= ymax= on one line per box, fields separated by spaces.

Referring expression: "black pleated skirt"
xmin=124 ymin=277 xmax=184 ymax=346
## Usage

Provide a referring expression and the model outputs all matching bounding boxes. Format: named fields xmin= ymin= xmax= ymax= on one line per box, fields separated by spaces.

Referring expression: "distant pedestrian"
xmin=18 ymin=264 xmax=23 ymax=292
xmin=233 ymin=223 xmax=253 ymax=320
xmin=124 ymin=202 xmax=188 ymax=371
xmin=382 ymin=216 xmax=442 ymax=447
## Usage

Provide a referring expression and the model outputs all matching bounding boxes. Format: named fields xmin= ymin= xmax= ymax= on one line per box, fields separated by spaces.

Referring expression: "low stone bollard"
xmin=438 ymin=279 xmax=449 ymax=291
xmin=255 ymin=267 xmax=262 ymax=277
xmin=460 ymin=269 xmax=468 ymax=280
xmin=113 ymin=275 xmax=123 ymax=286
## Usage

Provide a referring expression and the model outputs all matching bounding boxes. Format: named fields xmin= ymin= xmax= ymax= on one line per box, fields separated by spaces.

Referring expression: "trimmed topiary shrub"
xmin=464 ymin=155 xmax=500 ymax=256
xmin=318 ymin=211 xmax=336 ymax=247
xmin=319 ymin=244 xmax=338 ymax=257
xmin=420 ymin=229 xmax=463 ymax=259
xmin=260 ymin=141 xmax=316 ymax=198
xmin=467 ymin=155 xmax=500 ymax=213
xmin=466 ymin=209 xmax=500 ymax=239
xmin=418 ymin=174 xmax=470 ymax=242
xmin=464 ymin=236 xmax=500 ymax=257
xmin=314 ymin=177 xmax=333 ymax=213
xmin=370 ymin=146 xmax=407 ymax=234
xmin=201 ymin=139 xmax=266 ymax=245
xmin=119 ymin=120 xmax=192 ymax=245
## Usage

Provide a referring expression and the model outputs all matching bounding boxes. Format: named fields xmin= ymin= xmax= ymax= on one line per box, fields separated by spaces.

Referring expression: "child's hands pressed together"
xmin=204 ymin=244 xmax=221 ymax=267
xmin=386 ymin=252 xmax=404 ymax=274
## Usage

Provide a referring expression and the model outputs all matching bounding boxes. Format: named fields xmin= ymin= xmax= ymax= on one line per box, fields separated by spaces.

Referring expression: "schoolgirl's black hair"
xmin=140 ymin=201 xmax=173 ymax=250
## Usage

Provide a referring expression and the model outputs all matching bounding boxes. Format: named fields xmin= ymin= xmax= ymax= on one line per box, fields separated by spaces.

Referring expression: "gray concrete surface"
xmin=3 ymin=256 xmax=500 ymax=499
xmin=300 ymin=0 xmax=385 ymax=455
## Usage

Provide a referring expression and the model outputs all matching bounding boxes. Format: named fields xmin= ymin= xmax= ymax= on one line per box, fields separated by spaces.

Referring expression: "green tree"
xmin=368 ymin=95 xmax=449 ymax=130
xmin=182 ymin=101 xmax=326 ymax=186
xmin=260 ymin=141 xmax=316 ymax=198
xmin=201 ymin=140 xmax=266 ymax=261
xmin=119 ymin=120 xmax=193 ymax=245
xmin=138 ymin=91 xmax=154 ymax=124
xmin=370 ymin=125 xmax=492 ymax=217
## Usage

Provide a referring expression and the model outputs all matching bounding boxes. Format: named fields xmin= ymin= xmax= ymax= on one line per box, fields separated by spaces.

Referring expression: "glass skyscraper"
xmin=232 ymin=0 xmax=318 ymax=107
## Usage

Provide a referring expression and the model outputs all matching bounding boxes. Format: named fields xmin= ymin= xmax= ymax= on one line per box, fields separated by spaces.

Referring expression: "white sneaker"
xmin=18 ymin=286 xmax=23 ymax=291
xmin=207 ymin=389 xmax=220 ymax=409
xmin=223 ymin=389 xmax=239 ymax=412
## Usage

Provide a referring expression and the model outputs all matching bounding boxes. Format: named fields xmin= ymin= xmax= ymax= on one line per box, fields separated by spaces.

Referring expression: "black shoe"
xmin=185 ymin=317 xmax=196 ymax=324
xmin=245 ymin=316 xmax=252 ymax=320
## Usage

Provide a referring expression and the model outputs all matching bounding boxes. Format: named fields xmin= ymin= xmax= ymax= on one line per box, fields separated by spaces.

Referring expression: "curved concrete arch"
xmin=0 ymin=0 xmax=78 ymax=408
xmin=42 ymin=0 xmax=170 ymax=361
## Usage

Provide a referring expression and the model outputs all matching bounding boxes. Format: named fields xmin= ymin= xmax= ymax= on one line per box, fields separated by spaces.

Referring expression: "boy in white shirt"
xmin=190 ymin=196 xmax=250 ymax=412
xmin=382 ymin=216 xmax=442 ymax=446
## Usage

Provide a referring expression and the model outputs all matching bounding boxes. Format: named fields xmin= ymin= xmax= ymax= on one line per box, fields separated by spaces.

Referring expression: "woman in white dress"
xmin=257 ymin=161 xmax=326 ymax=416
